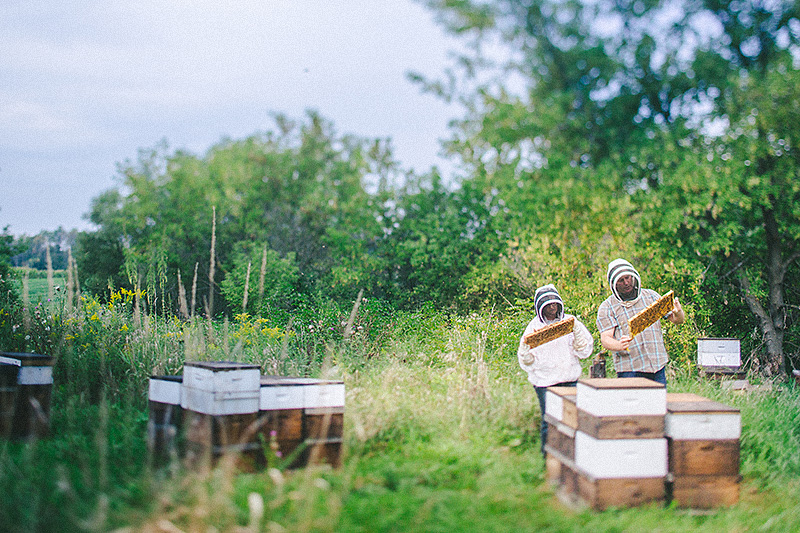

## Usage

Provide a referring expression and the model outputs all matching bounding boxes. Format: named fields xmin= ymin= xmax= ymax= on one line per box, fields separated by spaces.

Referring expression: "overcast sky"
xmin=0 ymin=0 xmax=464 ymax=236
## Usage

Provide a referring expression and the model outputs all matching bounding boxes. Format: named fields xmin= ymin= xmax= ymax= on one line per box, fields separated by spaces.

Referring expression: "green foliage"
xmin=378 ymin=172 xmax=503 ymax=309
xmin=0 ymin=226 xmax=24 ymax=350
xmin=77 ymin=112 xmax=399 ymax=316
xmin=219 ymin=242 xmax=299 ymax=317
xmin=3 ymin=300 xmax=800 ymax=531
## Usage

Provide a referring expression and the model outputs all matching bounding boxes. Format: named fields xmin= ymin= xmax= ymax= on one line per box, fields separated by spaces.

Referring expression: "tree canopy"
xmin=10 ymin=0 xmax=799 ymax=377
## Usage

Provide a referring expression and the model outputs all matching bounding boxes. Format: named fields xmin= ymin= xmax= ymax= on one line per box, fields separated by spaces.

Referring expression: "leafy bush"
xmin=220 ymin=242 xmax=299 ymax=317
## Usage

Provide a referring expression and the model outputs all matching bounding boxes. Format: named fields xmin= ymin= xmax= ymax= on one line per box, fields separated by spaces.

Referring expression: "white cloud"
xmin=0 ymin=0 xmax=462 ymax=235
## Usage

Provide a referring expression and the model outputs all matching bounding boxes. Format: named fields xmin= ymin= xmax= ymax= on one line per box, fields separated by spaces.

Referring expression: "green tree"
xmin=79 ymin=112 xmax=400 ymax=315
xmin=219 ymin=242 xmax=299 ymax=318
xmin=643 ymin=62 xmax=800 ymax=376
xmin=0 ymin=225 xmax=24 ymax=351
xmin=420 ymin=0 xmax=800 ymax=375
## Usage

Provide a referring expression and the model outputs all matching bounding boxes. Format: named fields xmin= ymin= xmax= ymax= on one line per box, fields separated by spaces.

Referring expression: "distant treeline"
xmin=3 ymin=0 xmax=799 ymax=377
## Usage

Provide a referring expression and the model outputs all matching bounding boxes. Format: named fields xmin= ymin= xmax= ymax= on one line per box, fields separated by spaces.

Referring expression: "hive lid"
xmin=579 ymin=377 xmax=665 ymax=389
xmin=150 ymin=375 xmax=183 ymax=383
xmin=0 ymin=352 xmax=54 ymax=366
xmin=546 ymin=386 xmax=577 ymax=398
xmin=666 ymin=392 xmax=709 ymax=403
xmin=260 ymin=375 xmax=343 ymax=386
xmin=667 ymin=400 xmax=739 ymax=414
xmin=184 ymin=361 xmax=260 ymax=371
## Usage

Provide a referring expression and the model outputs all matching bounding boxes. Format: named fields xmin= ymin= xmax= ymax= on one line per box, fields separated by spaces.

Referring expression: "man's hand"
xmin=618 ymin=335 xmax=632 ymax=351
xmin=668 ymin=297 xmax=685 ymax=325
xmin=600 ymin=330 xmax=631 ymax=352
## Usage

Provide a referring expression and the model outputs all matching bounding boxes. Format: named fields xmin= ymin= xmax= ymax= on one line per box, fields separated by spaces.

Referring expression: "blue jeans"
xmin=534 ymin=380 xmax=577 ymax=457
xmin=617 ymin=366 xmax=667 ymax=385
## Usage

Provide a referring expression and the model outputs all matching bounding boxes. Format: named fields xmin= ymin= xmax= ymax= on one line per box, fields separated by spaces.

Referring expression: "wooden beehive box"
xmin=259 ymin=376 xmax=345 ymax=468
xmin=549 ymin=446 xmax=667 ymax=511
xmin=301 ymin=378 xmax=345 ymax=467
xmin=0 ymin=352 xmax=54 ymax=440
xmin=181 ymin=362 xmax=262 ymax=469
xmin=576 ymin=378 xmax=666 ymax=417
xmin=545 ymin=386 xmax=577 ymax=428
xmin=574 ymin=432 xmax=668 ymax=480
xmin=543 ymin=387 xmax=577 ymax=484
xmin=665 ymin=393 xmax=741 ymax=508
xmin=182 ymin=361 xmax=261 ymax=416
xmin=544 ymin=418 xmax=576 ymax=463
xmin=575 ymin=377 xmax=666 ymax=439
xmin=697 ymin=338 xmax=741 ymax=374
xmin=665 ymin=395 xmax=741 ymax=442
xmin=556 ymin=378 xmax=668 ymax=509
xmin=147 ymin=375 xmax=183 ymax=463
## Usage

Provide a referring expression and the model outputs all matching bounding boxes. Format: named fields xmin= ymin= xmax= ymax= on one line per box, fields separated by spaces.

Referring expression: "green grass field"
xmin=1 ymin=296 xmax=799 ymax=532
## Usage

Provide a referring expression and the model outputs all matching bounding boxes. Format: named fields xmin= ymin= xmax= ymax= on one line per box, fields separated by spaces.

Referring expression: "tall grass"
xmin=1 ymin=282 xmax=799 ymax=531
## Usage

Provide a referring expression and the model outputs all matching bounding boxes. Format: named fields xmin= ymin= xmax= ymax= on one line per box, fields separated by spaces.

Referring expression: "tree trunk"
xmin=735 ymin=267 xmax=784 ymax=377
xmin=733 ymin=201 xmax=796 ymax=378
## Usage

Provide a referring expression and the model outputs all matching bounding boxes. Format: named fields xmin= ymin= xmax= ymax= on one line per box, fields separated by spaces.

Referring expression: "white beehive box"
xmin=181 ymin=362 xmax=260 ymax=415
xmin=0 ymin=353 xmax=54 ymax=385
xmin=545 ymin=386 xmax=577 ymax=425
xmin=576 ymin=378 xmax=666 ymax=417
xmin=697 ymin=338 xmax=741 ymax=371
xmin=259 ymin=377 xmax=345 ymax=411
xmin=574 ymin=432 xmax=668 ymax=479
xmin=665 ymin=398 xmax=741 ymax=440
xmin=149 ymin=375 xmax=182 ymax=405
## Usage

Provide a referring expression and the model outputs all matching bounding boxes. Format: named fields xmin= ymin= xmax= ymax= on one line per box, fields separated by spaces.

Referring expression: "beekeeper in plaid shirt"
xmin=597 ymin=258 xmax=685 ymax=385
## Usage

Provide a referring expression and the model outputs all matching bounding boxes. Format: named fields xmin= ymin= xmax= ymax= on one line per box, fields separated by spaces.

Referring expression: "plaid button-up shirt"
xmin=596 ymin=288 xmax=670 ymax=373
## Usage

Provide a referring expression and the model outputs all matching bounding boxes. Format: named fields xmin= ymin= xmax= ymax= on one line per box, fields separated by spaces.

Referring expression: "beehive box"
xmin=182 ymin=361 xmax=261 ymax=416
xmin=576 ymin=378 xmax=666 ymax=417
xmin=302 ymin=378 xmax=345 ymax=468
xmin=543 ymin=386 xmax=577 ymax=485
xmin=575 ymin=378 xmax=666 ymax=459
xmin=0 ymin=352 xmax=54 ymax=440
xmin=665 ymin=393 xmax=741 ymax=508
xmin=548 ymin=378 xmax=668 ymax=510
xmin=544 ymin=418 xmax=576 ymax=462
xmin=259 ymin=376 xmax=345 ymax=468
xmin=697 ymin=338 xmax=741 ymax=374
xmin=181 ymin=362 xmax=262 ymax=469
xmin=574 ymin=432 xmax=667 ymax=479
xmin=147 ymin=375 xmax=183 ymax=463
xmin=548 ymin=446 xmax=666 ymax=511
xmin=545 ymin=386 xmax=577 ymax=428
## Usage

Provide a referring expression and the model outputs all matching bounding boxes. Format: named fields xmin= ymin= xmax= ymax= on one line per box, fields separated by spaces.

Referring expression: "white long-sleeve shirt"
xmin=517 ymin=314 xmax=594 ymax=387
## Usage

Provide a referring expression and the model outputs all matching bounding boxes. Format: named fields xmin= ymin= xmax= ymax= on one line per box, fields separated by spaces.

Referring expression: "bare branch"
xmin=721 ymin=259 xmax=746 ymax=280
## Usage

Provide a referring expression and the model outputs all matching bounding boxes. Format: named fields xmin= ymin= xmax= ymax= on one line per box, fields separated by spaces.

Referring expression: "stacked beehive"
xmin=147 ymin=364 xmax=345 ymax=470
xmin=543 ymin=386 xmax=577 ymax=491
xmin=181 ymin=361 xmax=263 ymax=469
xmin=665 ymin=393 xmax=741 ymax=508
xmin=544 ymin=378 xmax=668 ymax=510
xmin=259 ymin=376 xmax=345 ymax=467
xmin=147 ymin=375 xmax=183 ymax=463
xmin=0 ymin=351 xmax=54 ymax=440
